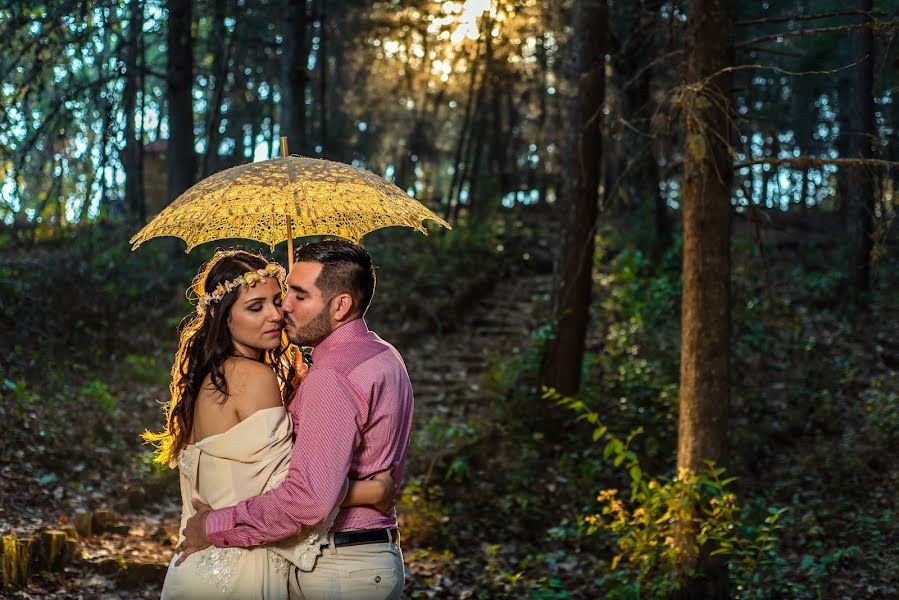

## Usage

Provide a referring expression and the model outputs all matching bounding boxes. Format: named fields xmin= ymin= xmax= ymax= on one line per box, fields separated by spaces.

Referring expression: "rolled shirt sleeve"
xmin=206 ymin=368 xmax=364 ymax=548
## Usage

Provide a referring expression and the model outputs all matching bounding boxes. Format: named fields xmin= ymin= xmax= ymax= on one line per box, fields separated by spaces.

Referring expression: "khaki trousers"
xmin=288 ymin=530 xmax=404 ymax=600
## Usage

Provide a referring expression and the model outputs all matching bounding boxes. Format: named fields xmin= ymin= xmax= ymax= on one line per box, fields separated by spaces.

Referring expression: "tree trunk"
xmin=535 ymin=30 xmax=549 ymax=204
xmin=166 ymin=0 xmax=196 ymax=201
xmin=621 ymin=0 xmax=669 ymax=258
xmin=318 ymin=0 xmax=328 ymax=156
xmin=459 ymin=29 xmax=493 ymax=217
xmin=836 ymin=41 xmax=851 ymax=224
xmin=202 ymin=0 xmax=231 ymax=178
xmin=247 ymin=120 xmax=258 ymax=159
xmin=446 ymin=38 xmax=483 ymax=219
xmin=326 ymin=0 xmax=350 ymax=162
xmin=674 ymin=0 xmax=733 ymax=596
xmin=282 ymin=0 xmax=310 ymax=154
xmin=123 ymin=0 xmax=144 ymax=222
xmin=539 ymin=0 xmax=607 ymax=411
xmin=466 ymin=68 xmax=491 ymax=216
xmin=847 ymin=0 xmax=875 ymax=299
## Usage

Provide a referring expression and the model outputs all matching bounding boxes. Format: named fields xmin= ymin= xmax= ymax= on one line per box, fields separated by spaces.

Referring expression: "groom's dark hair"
xmin=295 ymin=239 xmax=376 ymax=317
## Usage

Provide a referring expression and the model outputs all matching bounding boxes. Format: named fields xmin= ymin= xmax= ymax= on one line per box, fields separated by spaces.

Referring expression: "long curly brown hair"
xmin=144 ymin=249 xmax=298 ymax=465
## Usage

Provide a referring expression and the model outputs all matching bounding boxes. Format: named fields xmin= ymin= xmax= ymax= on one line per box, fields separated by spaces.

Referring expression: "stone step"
xmin=412 ymin=361 xmax=486 ymax=376
xmin=410 ymin=374 xmax=471 ymax=387
xmin=477 ymin=295 xmax=546 ymax=307
xmin=467 ymin=326 xmax=520 ymax=338
xmin=415 ymin=356 xmax=487 ymax=370
xmin=412 ymin=380 xmax=471 ymax=392
xmin=472 ymin=315 xmax=531 ymax=327
xmin=414 ymin=385 xmax=480 ymax=401
xmin=405 ymin=272 xmax=557 ymax=411
xmin=477 ymin=304 xmax=541 ymax=314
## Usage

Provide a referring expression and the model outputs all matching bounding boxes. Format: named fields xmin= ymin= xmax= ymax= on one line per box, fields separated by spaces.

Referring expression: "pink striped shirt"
xmin=205 ymin=318 xmax=414 ymax=547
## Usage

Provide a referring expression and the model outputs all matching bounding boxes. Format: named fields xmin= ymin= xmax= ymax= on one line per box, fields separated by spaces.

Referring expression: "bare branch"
xmin=701 ymin=59 xmax=866 ymax=87
xmin=620 ymin=48 xmax=685 ymax=93
xmin=735 ymin=9 xmax=885 ymax=28
xmin=741 ymin=46 xmax=805 ymax=58
xmin=617 ymin=115 xmax=655 ymax=139
xmin=736 ymin=18 xmax=899 ymax=50
xmin=733 ymin=157 xmax=899 ymax=170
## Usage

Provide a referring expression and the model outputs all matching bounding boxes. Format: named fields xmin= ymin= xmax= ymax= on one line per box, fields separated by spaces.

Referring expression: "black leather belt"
xmin=332 ymin=528 xmax=398 ymax=548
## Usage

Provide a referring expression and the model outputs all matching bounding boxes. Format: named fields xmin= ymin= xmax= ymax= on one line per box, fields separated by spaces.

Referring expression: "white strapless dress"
xmin=160 ymin=407 xmax=337 ymax=600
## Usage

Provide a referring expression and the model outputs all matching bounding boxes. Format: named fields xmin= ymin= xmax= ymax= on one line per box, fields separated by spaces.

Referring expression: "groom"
xmin=177 ymin=239 xmax=413 ymax=599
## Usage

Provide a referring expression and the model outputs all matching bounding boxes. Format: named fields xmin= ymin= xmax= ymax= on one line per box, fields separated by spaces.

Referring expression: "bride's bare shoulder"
xmin=224 ymin=358 xmax=283 ymax=418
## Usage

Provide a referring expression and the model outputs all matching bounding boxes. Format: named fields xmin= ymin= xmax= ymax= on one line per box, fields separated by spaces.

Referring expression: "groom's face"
xmin=282 ymin=261 xmax=334 ymax=347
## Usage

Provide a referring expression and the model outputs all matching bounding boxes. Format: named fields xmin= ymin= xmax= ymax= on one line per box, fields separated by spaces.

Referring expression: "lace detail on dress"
xmin=195 ymin=546 xmax=243 ymax=595
xmin=261 ymin=472 xmax=335 ymax=572
xmin=270 ymin=551 xmax=292 ymax=577
xmin=269 ymin=551 xmax=292 ymax=600
xmin=177 ymin=446 xmax=200 ymax=485
xmin=272 ymin=506 xmax=339 ymax=572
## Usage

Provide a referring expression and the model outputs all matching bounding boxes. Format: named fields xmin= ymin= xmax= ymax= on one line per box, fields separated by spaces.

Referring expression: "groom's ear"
xmin=331 ymin=293 xmax=355 ymax=322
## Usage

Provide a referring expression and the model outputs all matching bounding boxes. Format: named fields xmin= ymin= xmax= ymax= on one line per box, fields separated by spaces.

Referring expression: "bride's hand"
xmin=369 ymin=464 xmax=397 ymax=516
xmin=289 ymin=350 xmax=310 ymax=388
xmin=340 ymin=463 xmax=399 ymax=513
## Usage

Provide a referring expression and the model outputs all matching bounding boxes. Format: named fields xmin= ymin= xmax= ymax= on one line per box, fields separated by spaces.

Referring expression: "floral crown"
xmin=199 ymin=262 xmax=286 ymax=308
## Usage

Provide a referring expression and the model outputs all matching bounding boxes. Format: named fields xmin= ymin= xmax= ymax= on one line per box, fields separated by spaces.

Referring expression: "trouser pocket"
xmin=345 ymin=566 xmax=402 ymax=599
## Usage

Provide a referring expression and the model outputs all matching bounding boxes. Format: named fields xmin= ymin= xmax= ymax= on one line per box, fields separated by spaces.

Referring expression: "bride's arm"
xmin=341 ymin=468 xmax=395 ymax=515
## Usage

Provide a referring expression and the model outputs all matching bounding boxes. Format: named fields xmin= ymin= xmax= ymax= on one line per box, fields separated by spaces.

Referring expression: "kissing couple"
xmin=146 ymin=239 xmax=412 ymax=599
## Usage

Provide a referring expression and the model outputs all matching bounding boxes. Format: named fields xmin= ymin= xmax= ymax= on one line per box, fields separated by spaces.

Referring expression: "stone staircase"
xmin=402 ymin=273 xmax=555 ymax=416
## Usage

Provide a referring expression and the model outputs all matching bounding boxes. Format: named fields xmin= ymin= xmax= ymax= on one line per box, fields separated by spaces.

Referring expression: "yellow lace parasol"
xmin=129 ymin=138 xmax=451 ymax=265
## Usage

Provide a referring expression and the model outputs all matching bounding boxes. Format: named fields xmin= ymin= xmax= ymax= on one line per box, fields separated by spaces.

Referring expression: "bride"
xmin=144 ymin=249 xmax=393 ymax=599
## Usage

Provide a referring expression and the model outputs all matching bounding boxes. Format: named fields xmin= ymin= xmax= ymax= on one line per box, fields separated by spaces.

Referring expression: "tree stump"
xmin=61 ymin=524 xmax=79 ymax=542
xmin=127 ymin=485 xmax=147 ymax=510
xmin=1 ymin=535 xmax=34 ymax=589
xmin=73 ymin=511 xmax=92 ymax=538
xmin=62 ymin=536 xmax=78 ymax=567
xmin=35 ymin=529 xmax=79 ymax=572
xmin=92 ymin=509 xmax=115 ymax=533
xmin=38 ymin=530 xmax=67 ymax=571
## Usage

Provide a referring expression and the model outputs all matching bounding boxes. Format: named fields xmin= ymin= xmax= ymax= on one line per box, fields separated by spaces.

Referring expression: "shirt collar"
xmin=311 ymin=317 xmax=369 ymax=361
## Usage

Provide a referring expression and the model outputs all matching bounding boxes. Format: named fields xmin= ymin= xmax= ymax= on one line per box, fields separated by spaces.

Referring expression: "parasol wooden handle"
xmin=280 ymin=136 xmax=294 ymax=269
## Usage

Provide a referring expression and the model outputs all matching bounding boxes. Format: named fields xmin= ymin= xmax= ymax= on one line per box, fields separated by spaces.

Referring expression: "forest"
xmin=0 ymin=0 xmax=897 ymax=598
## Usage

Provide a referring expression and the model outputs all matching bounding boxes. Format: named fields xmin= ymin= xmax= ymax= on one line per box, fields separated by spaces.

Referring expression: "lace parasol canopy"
xmin=129 ymin=155 xmax=451 ymax=253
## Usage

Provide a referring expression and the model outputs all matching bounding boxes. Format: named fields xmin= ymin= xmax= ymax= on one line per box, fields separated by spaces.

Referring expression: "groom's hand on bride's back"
xmin=174 ymin=498 xmax=213 ymax=566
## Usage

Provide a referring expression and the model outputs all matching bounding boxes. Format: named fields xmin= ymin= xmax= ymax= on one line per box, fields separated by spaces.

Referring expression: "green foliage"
xmin=1 ymin=226 xmax=191 ymax=385
xmin=411 ymin=413 xmax=484 ymax=485
xmin=122 ymin=353 xmax=169 ymax=386
xmin=398 ymin=476 xmax=450 ymax=548
xmin=129 ymin=450 xmax=179 ymax=502
xmin=482 ymin=544 xmax=571 ymax=599
xmin=81 ymin=380 xmax=116 ymax=416
xmin=550 ymin=389 xmax=786 ymax=599
xmin=584 ymin=241 xmax=682 ymax=468
xmin=1 ymin=378 xmax=37 ymax=412
xmin=481 ymin=320 xmax=554 ymax=430
xmin=861 ymin=386 xmax=899 ymax=445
